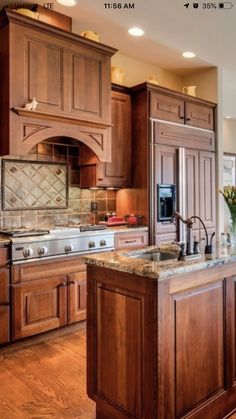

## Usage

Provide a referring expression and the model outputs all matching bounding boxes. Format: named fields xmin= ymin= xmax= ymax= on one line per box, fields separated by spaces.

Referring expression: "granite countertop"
xmin=0 ymin=237 xmax=11 ymax=247
xmin=84 ymin=243 xmax=236 ymax=280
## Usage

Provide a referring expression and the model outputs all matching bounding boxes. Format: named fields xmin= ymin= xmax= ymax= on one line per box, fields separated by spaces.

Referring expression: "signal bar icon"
xmin=218 ymin=2 xmax=233 ymax=8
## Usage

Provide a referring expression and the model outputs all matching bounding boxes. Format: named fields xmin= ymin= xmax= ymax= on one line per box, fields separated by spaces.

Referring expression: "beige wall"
xmin=223 ymin=119 xmax=236 ymax=154
xmin=111 ymin=52 xmax=183 ymax=91
xmin=182 ymin=67 xmax=218 ymax=103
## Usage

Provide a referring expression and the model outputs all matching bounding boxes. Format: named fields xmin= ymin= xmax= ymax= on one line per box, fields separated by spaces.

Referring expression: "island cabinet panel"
xmin=87 ymin=266 xmax=157 ymax=419
xmin=96 ymin=287 xmax=142 ymax=417
xmin=174 ymin=281 xmax=224 ymax=417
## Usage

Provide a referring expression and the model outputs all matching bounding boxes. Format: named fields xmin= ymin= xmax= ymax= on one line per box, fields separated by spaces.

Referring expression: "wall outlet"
xmin=90 ymin=201 xmax=98 ymax=213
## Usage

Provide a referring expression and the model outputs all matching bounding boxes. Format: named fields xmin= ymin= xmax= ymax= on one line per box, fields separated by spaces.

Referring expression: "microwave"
xmin=157 ymin=184 xmax=176 ymax=222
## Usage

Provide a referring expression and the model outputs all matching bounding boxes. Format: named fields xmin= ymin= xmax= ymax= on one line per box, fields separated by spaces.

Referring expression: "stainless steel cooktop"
xmin=6 ymin=225 xmax=114 ymax=263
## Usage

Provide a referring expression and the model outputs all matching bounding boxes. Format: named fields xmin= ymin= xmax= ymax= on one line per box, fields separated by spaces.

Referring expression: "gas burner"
xmin=79 ymin=224 xmax=107 ymax=232
xmin=0 ymin=229 xmax=49 ymax=237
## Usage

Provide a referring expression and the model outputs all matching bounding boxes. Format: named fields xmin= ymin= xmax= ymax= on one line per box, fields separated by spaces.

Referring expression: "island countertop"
xmin=84 ymin=243 xmax=236 ymax=280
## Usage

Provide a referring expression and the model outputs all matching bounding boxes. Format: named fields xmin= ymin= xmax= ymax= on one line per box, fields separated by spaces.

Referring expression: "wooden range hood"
xmin=0 ymin=9 xmax=117 ymax=160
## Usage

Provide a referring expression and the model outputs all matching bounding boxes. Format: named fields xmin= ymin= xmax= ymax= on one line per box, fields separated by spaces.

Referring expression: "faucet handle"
xmin=172 ymin=241 xmax=186 ymax=260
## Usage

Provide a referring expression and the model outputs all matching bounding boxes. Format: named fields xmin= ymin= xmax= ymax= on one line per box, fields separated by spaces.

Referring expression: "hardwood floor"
xmin=0 ymin=324 xmax=235 ymax=419
xmin=0 ymin=324 xmax=95 ymax=419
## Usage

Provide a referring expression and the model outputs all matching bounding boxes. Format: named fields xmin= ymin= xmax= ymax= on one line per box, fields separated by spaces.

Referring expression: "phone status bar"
xmin=184 ymin=2 xmax=234 ymax=9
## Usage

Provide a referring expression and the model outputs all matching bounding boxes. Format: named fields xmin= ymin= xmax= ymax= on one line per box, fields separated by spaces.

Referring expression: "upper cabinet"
xmin=79 ymin=86 xmax=132 ymax=188
xmin=149 ymin=86 xmax=215 ymax=130
xmin=0 ymin=10 xmax=116 ymax=157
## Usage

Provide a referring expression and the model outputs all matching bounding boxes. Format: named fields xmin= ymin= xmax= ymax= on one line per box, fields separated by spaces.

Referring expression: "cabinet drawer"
xmin=12 ymin=257 xmax=86 ymax=283
xmin=0 ymin=306 xmax=10 ymax=344
xmin=115 ymin=231 xmax=149 ymax=250
xmin=0 ymin=268 xmax=9 ymax=304
xmin=150 ymin=92 xmax=185 ymax=124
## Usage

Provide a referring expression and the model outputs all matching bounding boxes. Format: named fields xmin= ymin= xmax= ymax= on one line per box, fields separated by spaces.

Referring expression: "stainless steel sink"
xmin=129 ymin=251 xmax=177 ymax=262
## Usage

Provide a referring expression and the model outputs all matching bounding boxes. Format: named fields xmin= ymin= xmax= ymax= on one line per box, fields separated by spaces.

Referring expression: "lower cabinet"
xmin=11 ymin=256 xmax=87 ymax=341
xmin=0 ymin=251 xmax=10 ymax=345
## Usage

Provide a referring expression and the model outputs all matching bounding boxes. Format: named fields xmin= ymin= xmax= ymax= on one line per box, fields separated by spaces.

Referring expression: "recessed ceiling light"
xmin=182 ymin=51 xmax=196 ymax=58
xmin=128 ymin=27 xmax=144 ymax=37
xmin=225 ymin=116 xmax=232 ymax=119
xmin=56 ymin=0 xmax=76 ymax=6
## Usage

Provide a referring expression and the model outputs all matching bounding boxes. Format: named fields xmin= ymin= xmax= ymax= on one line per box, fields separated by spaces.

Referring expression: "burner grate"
xmin=0 ymin=229 xmax=50 ymax=237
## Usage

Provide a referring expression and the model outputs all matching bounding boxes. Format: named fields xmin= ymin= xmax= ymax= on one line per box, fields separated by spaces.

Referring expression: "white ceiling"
xmin=45 ymin=0 xmax=236 ymax=76
xmin=20 ymin=0 xmax=236 ymax=116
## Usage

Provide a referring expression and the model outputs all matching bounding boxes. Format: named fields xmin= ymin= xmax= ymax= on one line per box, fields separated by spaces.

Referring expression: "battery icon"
xmin=218 ymin=2 xmax=233 ymax=8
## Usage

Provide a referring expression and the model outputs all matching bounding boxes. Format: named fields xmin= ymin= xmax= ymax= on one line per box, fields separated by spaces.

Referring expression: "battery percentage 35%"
xmin=202 ymin=2 xmax=217 ymax=8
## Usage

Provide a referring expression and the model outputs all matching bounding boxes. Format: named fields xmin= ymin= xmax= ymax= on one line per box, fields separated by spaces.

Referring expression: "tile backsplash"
xmin=0 ymin=141 xmax=117 ymax=229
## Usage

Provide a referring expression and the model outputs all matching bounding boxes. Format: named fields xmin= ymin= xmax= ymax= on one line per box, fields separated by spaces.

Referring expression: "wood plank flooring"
xmin=0 ymin=324 xmax=235 ymax=419
xmin=0 ymin=324 xmax=95 ymax=419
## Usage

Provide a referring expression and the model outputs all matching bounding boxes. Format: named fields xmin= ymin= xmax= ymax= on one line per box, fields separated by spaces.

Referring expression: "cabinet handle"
xmin=185 ymin=117 xmax=191 ymax=121
xmin=98 ymin=178 xmax=103 ymax=181
xmin=60 ymin=281 xmax=67 ymax=287
xmin=179 ymin=116 xmax=184 ymax=119
xmin=69 ymin=280 xmax=76 ymax=285
xmin=125 ymin=239 xmax=137 ymax=243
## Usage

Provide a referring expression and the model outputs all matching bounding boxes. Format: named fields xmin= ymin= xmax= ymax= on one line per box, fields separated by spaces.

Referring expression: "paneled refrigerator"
xmin=149 ymin=120 xmax=216 ymax=245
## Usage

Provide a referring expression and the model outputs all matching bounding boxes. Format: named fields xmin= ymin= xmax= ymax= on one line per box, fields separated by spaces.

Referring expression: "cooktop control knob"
xmin=23 ymin=247 xmax=33 ymax=258
xmin=65 ymin=244 xmax=74 ymax=253
xmin=88 ymin=240 xmax=96 ymax=248
xmin=38 ymin=246 xmax=48 ymax=256
xmin=100 ymin=239 xmax=106 ymax=247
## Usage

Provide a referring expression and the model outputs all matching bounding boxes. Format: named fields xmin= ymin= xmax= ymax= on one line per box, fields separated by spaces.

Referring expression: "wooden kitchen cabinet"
xmin=80 ymin=87 xmax=132 ymax=188
xmin=68 ymin=269 xmax=87 ymax=324
xmin=114 ymin=230 xmax=148 ymax=250
xmin=0 ymin=9 xmax=116 ymax=157
xmin=0 ymin=248 xmax=10 ymax=345
xmin=11 ymin=275 xmax=68 ymax=340
xmin=87 ymin=261 xmax=236 ymax=419
xmin=11 ymin=256 xmax=87 ymax=340
xmin=149 ymin=88 xmax=214 ymax=130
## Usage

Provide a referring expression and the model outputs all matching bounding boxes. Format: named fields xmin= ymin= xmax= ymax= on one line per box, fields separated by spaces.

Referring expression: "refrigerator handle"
xmin=178 ymin=147 xmax=186 ymax=243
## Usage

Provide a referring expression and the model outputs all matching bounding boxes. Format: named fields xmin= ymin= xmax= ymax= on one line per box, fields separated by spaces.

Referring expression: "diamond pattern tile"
xmin=2 ymin=160 xmax=67 ymax=210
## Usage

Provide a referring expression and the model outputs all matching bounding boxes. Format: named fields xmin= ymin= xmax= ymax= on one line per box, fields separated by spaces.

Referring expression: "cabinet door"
xmin=150 ymin=92 xmax=185 ymax=124
xmin=96 ymin=91 xmax=131 ymax=187
xmin=0 ymin=267 xmax=9 ymax=304
xmin=155 ymin=144 xmax=177 ymax=237
xmin=65 ymin=47 xmax=111 ymax=123
xmin=68 ymin=269 xmax=87 ymax=324
xmin=11 ymin=275 xmax=67 ymax=340
xmin=199 ymin=151 xmax=216 ymax=229
xmin=0 ymin=306 xmax=10 ymax=344
xmin=185 ymin=102 xmax=214 ymax=130
xmin=185 ymin=149 xmax=200 ymax=231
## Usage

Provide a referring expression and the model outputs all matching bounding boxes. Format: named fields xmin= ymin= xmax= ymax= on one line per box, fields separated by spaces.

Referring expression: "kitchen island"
xmin=85 ymin=244 xmax=236 ymax=419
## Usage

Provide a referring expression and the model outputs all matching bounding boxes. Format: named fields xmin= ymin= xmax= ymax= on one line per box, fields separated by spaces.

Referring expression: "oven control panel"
xmin=11 ymin=233 xmax=115 ymax=262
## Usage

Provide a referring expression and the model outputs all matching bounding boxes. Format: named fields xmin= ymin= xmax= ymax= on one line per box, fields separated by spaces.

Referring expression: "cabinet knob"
xmin=179 ymin=115 xmax=184 ymax=119
xmin=185 ymin=117 xmax=191 ymax=121
xmin=100 ymin=239 xmax=107 ymax=247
